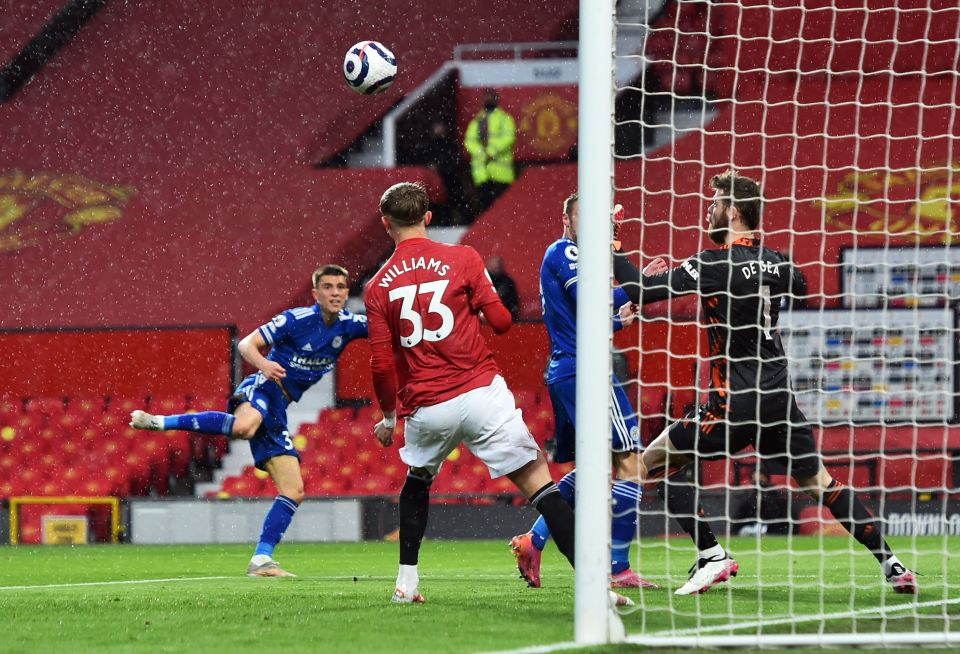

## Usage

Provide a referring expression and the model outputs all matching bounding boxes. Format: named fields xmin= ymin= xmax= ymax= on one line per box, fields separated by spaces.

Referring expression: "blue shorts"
xmin=547 ymin=375 xmax=640 ymax=464
xmin=228 ymin=373 xmax=300 ymax=471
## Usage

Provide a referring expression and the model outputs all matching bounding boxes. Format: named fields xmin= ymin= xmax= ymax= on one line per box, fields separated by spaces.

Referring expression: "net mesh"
xmin=612 ymin=0 xmax=960 ymax=644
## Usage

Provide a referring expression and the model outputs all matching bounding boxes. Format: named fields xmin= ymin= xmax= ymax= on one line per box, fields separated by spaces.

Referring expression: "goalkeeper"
xmin=613 ymin=170 xmax=917 ymax=596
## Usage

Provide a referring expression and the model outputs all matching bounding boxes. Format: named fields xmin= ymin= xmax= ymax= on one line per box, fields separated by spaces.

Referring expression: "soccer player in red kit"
xmin=365 ymin=182 xmax=611 ymax=605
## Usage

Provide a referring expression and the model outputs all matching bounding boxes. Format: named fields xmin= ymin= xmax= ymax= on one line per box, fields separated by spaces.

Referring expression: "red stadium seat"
xmin=0 ymin=478 xmax=18 ymax=498
xmin=151 ymin=395 xmax=188 ymax=414
xmin=25 ymin=397 xmax=66 ymax=419
xmin=222 ymin=476 xmax=263 ymax=497
xmin=190 ymin=394 xmax=228 ymax=412
xmin=70 ymin=396 xmax=105 ymax=417
xmin=108 ymin=397 xmax=146 ymax=417
xmin=0 ymin=397 xmax=22 ymax=421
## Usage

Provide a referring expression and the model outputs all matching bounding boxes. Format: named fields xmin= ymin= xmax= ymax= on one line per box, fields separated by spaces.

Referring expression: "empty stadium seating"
xmin=0 ymin=394 xmax=227 ymax=499
xmin=210 ymin=394 xmax=575 ymax=499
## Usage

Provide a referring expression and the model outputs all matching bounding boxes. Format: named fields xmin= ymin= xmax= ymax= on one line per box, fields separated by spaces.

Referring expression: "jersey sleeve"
xmin=549 ymin=242 xmax=579 ymax=301
xmin=346 ymin=312 xmax=369 ymax=340
xmin=364 ymin=289 xmax=398 ymax=414
xmin=614 ymin=250 xmax=716 ymax=305
xmin=258 ymin=310 xmax=295 ymax=346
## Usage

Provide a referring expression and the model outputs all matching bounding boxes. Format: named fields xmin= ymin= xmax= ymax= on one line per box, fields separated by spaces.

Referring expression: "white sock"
xmin=250 ymin=554 xmax=272 ymax=566
xmin=699 ymin=544 xmax=726 ymax=561
xmin=882 ymin=556 xmax=903 ymax=577
xmin=396 ymin=563 xmax=419 ymax=591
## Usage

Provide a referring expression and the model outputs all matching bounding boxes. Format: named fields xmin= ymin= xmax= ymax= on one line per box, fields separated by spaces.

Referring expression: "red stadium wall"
xmin=0 ymin=0 xmax=578 ymax=170
xmin=0 ymin=0 xmax=578 ymax=338
xmin=0 ymin=327 xmax=234 ymax=400
xmin=0 ymin=166 xmax=442 ymax=339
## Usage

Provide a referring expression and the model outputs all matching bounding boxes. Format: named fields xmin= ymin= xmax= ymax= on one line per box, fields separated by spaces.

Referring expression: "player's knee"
xmin=282 ymin=485 xmax=305 ymax=504
xmin=231 ymin=418 xmax=259 ymax=440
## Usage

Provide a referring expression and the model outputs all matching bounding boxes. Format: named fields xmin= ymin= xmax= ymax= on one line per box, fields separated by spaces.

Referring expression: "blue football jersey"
xmin=540 ymin=237 xmax=630 ymax=385
xmin=257 ymin=305 xmax=368 ymax=401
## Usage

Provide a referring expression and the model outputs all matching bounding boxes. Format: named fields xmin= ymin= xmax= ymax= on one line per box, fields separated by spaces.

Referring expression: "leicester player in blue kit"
xmin=510 ymin=192 xmax=658 ymax=590
xmin=130 ymin=264 xmax=368 ymax=577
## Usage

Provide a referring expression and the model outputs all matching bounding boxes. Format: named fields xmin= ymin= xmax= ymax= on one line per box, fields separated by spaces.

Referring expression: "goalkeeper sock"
xmin=162 ymin=411 xmax=235 ymax=435
xmin=658 ymin=478 xmax=719 ymax=552
xmin=821 ymin=480 xmax=892 ymax=564
xmin=398 ymin=472 xmax=432 ymax=566
xmin=611 ymin=479 xmax=641 ymax=574
xmin=529 ymin=470 xmax=575 ymax=550
xmin=882 ymin=556 xmax=905 ymax=577
xmin=530 ymin=482 xmax=575 ymax=566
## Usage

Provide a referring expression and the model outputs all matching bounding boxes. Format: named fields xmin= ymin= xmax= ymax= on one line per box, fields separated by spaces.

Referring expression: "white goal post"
xmin=576 ymin=0 xmax=960 ymax=648
xmin=575 ymin=0 xmax=620 ymax=644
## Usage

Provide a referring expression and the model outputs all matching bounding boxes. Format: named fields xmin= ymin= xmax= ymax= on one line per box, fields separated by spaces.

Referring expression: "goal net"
xmin=584 ymin=0 xmax=960 ymax=646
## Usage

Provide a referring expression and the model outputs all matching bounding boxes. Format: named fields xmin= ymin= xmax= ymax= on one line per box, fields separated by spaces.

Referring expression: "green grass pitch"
xmin=1 ymin=537 xmax=957 ymax=653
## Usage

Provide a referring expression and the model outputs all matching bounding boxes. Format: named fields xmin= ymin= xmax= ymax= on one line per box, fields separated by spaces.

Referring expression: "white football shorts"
xmin=399 ymin=375 xmax=540 ymax=478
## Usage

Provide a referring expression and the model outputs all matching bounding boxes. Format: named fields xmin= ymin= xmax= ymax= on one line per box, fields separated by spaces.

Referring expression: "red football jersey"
xmin=365 ymin=237 xmax=504 ymax=411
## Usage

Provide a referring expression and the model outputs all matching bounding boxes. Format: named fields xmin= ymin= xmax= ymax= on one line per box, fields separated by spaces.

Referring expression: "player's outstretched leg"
xmin=509 ymin=470 xmax=575 ymax=587
xmin=657 ymin=476 xmax=738 ymax=596
xmin=392 ymin=469 xmax=432 ymax=603
xmin=814 ymin=476 xmax=917 ymax=594
xmin=509 ymin=456 xmax=633 ymax=607
xmin=130 ymin=409 xmax=235 ymax=435
xmin=248 ymin=455 xmax=302 ymax=578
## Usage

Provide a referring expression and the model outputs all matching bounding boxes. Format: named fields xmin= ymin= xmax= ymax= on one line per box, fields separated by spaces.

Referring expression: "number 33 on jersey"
xmin=364 ymin=239 xmax=505 ymax=410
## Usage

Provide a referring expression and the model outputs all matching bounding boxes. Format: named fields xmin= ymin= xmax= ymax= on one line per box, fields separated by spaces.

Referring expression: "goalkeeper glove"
xmin=612 ymin=203 xmax=625 ymax=252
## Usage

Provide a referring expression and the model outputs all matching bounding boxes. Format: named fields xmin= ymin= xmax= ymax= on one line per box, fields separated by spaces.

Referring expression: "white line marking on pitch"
xmin=0 ymin=576 xmax=233 ymax=591
xmin=653 ymin=595 xmax=960 ymax=637
xmin=481 ymin=597 xmax=960 ymax=654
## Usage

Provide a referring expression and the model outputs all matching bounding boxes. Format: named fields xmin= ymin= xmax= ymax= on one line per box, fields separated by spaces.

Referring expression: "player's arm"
xmin=480 ymin=300 xmax=513 ymax=334
xmin=613 ymin=251 xmax=699 ymax=305
xmin=366 ymin=301 xmax=399 ymax=447
xmin=237 ymin=329 xmax=286 ymax=382
xmin=612 ymin=287 xmax=638 ymax=331
xmin=348 ymin=312 xmax=369 ymax=339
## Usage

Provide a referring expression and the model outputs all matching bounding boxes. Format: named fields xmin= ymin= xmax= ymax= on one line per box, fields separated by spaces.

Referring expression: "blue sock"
xmin=161 ymin=411 xmax=235 ymax=435
xmin=530 ymin=471 xmax=576 ymax=551
xmin=254 ymin=495 xmax=299 ymax=558
xmin=611 ymin=479 xmax=642 ymax=574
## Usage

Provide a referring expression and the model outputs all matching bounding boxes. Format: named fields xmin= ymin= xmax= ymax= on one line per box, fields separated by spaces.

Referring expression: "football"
xmin=343 ymin=41 xmax=397 ymax=95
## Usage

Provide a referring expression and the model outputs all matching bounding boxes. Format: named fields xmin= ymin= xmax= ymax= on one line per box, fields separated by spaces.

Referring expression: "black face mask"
xmin=484 ymin=101 xmax=497 ymax=110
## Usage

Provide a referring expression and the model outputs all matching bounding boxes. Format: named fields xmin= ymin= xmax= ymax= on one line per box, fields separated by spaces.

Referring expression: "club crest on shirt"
xmin=564 ymin=245 xmax=578 ymax=261
xmin=331 ymin=336 xmax=343 ymax=349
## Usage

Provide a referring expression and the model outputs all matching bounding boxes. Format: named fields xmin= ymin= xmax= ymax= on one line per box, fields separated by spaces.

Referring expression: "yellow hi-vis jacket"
xmin=464 ymin=107 xmax=517 ymax=185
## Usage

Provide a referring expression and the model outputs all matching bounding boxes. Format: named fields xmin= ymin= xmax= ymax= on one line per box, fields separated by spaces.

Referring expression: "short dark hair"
xmin=710 ymin=169 xmax=762 ymax=231
xmin=312 ymin=264 xmax=349 ymax=288
xmin=380 ymin=182 xmax=429 ymax=226
xmin=563 ymin=191 xmax=578 ymax=216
